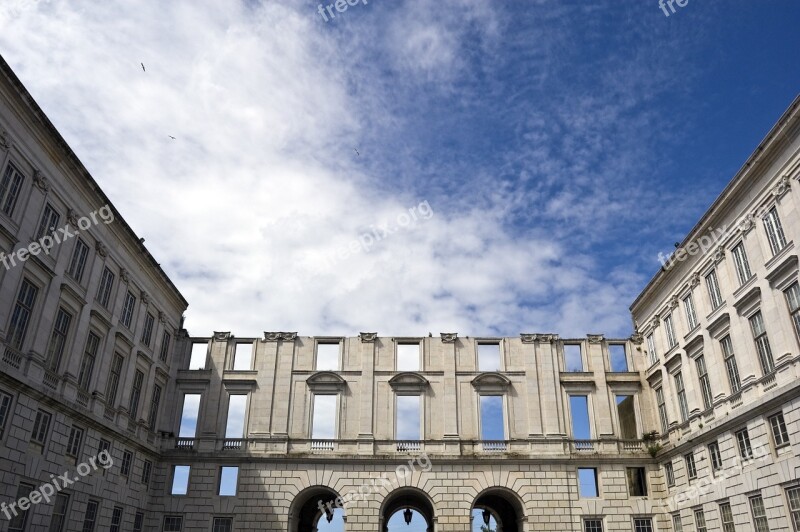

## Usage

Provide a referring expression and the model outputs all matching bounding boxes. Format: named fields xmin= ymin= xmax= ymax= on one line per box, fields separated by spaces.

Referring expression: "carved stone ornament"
xmin=651 ymin=313 xmax=661 ymax=329
xmin=67 ymin=208 xmax=80 ymax=228
xmin=737 ymin=214 xmax=755 ymax=234
xmin=587 ymin=334 xmax=604 ymax=344
xmin=630 ymin=332 xmax=644 ymax=345
xmin=440 ymin=332 xmax=458 ymax=343
xmin=95 ymin=241 xmax=108 ymax=257
xmin=140 ymin=291 xmax=150 ymax=306
xmin=280 ymin=332 xmax=297 ymax=341
xmin=520 ymin=333 xmax=559 ymax=343
xmin=520 ymin=334 xmax=537 ymax=344
xmin=120 ymin=268 xmax=130 ymax=283
xmin=713 ymin=246 xmax=725 ymax=263
xmin=213 ymin=331 xmax=231 ymax=341
xmin=772 ymin=176 xmax=790 ymax=197
xmin=359 ymin=332 xmax=378 ymax=342
xmin=669 ymin=295 xmax=679 ymax=310
xmin=33 ymin=170 xmax=49 ymax=192
xmin=689 ymin=273 xmax=701 ymax=288
xmin=158 ymin=310 xmax=166 ymax=324
xmin=0 ymin=131 xmax=10 ymax=151
xmin=471 ymin=372 xmax=511 ymax=394
xmin=263 ymin=332 xmax=297 ymax=342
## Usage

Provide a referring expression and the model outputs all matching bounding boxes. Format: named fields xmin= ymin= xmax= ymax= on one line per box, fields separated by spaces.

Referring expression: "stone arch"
xmin=289 ymin=485 xmax=346 ymax=532
xmin=471 ymin=486 xmax=526 ymax=532
xmin=379 ymin=486 xmax=436 ymax=532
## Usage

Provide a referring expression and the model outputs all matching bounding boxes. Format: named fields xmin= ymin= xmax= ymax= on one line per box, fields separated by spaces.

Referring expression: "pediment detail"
xmin=306 ymin=371 xmax=347 ymax=393
xmin=388 ymin=372 xmax=430 ymax=393
xmin=471 ymin=372 xmax=511 ymax=393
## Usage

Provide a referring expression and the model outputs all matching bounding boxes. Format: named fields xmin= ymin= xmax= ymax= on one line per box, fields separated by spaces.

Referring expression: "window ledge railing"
xmin=572 ymin=439 xmax=595 ymax=452
xmin=2 ymin=346 xmax=23 ymax=369
xmin=480 ymin=440 xmax=508 ymax=452
xmin=311 ymin=440 xmax=335 ymax=451
xmin=223 ymin=438 xmax=244 ymax=450
xmin=175 ymin=438 xmax=195 ymax=450
xmin=396 ymin=440 xmax=422 ymax=452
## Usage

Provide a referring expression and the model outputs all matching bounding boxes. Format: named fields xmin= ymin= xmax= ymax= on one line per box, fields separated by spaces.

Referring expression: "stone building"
xmin=0 ymin=54 xmax=798 ymax=531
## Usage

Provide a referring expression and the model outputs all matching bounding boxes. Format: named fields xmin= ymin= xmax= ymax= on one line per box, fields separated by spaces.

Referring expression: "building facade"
xmin=0 ymin=54 xmax=798 ymax=531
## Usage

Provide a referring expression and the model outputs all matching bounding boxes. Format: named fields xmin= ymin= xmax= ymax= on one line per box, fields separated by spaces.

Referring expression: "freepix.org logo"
xmin=317 ymin=0 xmax=370 ymax=23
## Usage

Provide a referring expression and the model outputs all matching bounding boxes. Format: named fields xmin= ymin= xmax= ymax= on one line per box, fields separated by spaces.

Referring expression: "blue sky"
xmin=0 ymin=1 xmax=798 ymax=340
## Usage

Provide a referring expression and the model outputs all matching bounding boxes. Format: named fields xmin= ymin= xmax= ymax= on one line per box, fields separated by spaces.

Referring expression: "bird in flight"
xmin=354 ymin=148 xmax=360 ymax=156
xmin=141 ymin=63 xmax=146 ymax=72
xmin=168 ymin=135 xmax=176 ymax=140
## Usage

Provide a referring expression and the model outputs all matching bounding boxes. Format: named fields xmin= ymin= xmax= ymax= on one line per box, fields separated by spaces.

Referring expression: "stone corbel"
xmin=213 ymin=331 xmax=231 ymax=342
xmin=359 ymin=332 xmax=377 ymax=342
xmin=440 ymin=333 xmax=458 ymax=343
xmin=587 ymin=334 xmax=604 ymax=344
xmin=95 ymin=241 xmax=108 ymax=257
xmin=33 ymin=170 xmax=49 ymax=192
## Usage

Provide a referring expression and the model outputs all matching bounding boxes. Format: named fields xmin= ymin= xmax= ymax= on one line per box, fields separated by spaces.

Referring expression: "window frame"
xmin=706 ymin=269 xmax=723 ymax=310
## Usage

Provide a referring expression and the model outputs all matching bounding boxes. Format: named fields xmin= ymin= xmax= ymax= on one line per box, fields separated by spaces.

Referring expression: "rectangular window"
xmin=706 ymin=269 xmax=723 ymax=309
xmin=128 ymin=369 xmax=144 ymax=419
xmin=396 ymin=395 xmax=421 ymax=440
xmin=720 ymin=502 xmax=735 ymax=532
xmin=695 ymin=355 xmax=713 ymax=410
xmin=121 ymin=449 xmax=133 ymax=477
xmin=656 ymin=386 xmax=669 ymax=434
xmin=750 ymin=311 xmax=775 ymax=374
xmin=583 ymin=519 xmax=603 ymax=532
xmin=8 ymin=279 xmax=38 ymax=350
xmin=570 ymin=395 xmax=591 ymax=440
xmin=66 ymin=238 xmax=90 ymax=283
xmin=578 ymin=468 xmax=599 ymax=497
xmin=121 ymin=291 xmax=136 ymax=328
xmin=96 ymin=267 xmax=115 ymax=308
xmin=179 ymin=394 xmax=201 ymax=438
xmin=609 ymin=344 xmax=628 ymax=372
xmin=46 ymin=307 xmax=72 ymax=371
xmin=633 ymin=518 xmax=653 ymax=532
xmin=163 ymin=516 xmax=183 ymax=531
xmin=672 ymin=514 xmax=683 ymax=532
xmin=189 ymin=343 xmax=207 ymax=370
xmin=564 ymin=344 xmax=583 ymax=372
xmin=148 ymin=384 xmax=162 ymax=429
xmin=786 ymin=486 xmax=800 ymax=531
xmin=8 ymin=483 xmax=33 ymax=532
xmin=219 ymin=466 xmax=239 ymax=496
xmin=141 ymin=312 xmax=155 ymax=346
xmin=397 ymin=343 xmax=421 ymax=371
xmin=81 ymin=500 xmax=98 ymax=532
xmin=786 ymin=282 xmax=800 ymax=340
xmin=48 ymin=492 xmax=70 ymax=532
xmin=664 ymin=313 xmax=677 ymax=348
xmin=0 ymin=162 xmax=24 ymax=216
xmin=133 ymin=512 xmax=144 ymax=532
xmin=110 ymin=506 xmax=123 ymax=532
xmin=647 ymin=333 xmax=658 ymax=365
xmin=98 ymin=438 xmax=111 ymax=456
xmin=0 ymin=390 xmax=12 ymax=438
xmin=315 ymin=342 xmax=339 ymax=371
xmin=233 ymin=343 xmax=253 ymax=370
xmin=675 ymin=372 xmax=689 ymax=422
xmin=684 ymin=294 xmax=698 ymax=330
xmin=695 ymin=509 xmax=707 ymax=532
xmin=171 ymin=465 xmax=190 ymax=495
xmin=732 ymin=242 xmax=753 ymax=285
xmin=35 ymin=203 xmax=60 ymax=241
xmin=213 ymin=518 xmax=233 ymax=532
xmin=750 ymin=494 xmax=770 ymax=532
xmin=685 ymin=452 xmax=697 ymax=480
xmin=31 ymin=409 xmax=51 ymax=444
xmin=142 ymin=459 xmax=152 ymax=486
xmin=160 ymin=331 xmax=172 ymax=362
xmin=626 ymin=467 xmax=647 ymax=496
xmin=311 ymin=395 xmax=336 ymax=440
xmin=721 ymin=336 xmax=741 ymax=393
xmin=480 ymin=395 xmax=505 ymax=441
xmin=616 ymin=395 xmax=637 ymax=439
xmin=736 ymin=428 xmax=753 ymax=459
xmin=478 ymin=343 xmax=502 ymax=371
xmin=664 ymin=461 xmax=674 ymax=487
xmin=66 ymin=425 xmax=84 ymax=457
xmin=78 ymin=332 xmax=100 ymax=391
xmin=105 ymin=353 xmax=124 ymax=406
xmin=225 ymin=395 xmax=247 ymax=439
xmin=763 ymin=206 xmax=788 ymax=255
xmin=708 ymin=441 xmax=722 ymax=471
xmin=769 ymin=413 xmax=790 ymax=447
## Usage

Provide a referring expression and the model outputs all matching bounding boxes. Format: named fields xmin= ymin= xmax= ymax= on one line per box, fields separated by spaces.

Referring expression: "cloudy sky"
xmin=1 ymin=0 xmax=798 ymax=339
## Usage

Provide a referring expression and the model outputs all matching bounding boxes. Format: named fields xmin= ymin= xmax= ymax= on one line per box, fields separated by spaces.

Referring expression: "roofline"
xmin=0 ymin=55 xmax=188 ymax=307
xmin=629 ymin=94 xmax=800 ymax=315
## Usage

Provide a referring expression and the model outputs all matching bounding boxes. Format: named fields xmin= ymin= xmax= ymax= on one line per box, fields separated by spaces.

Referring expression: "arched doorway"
xmin=471 ymin=488 xmax=525 ymax=532
xmin=289 ymin=486 xmax=346 ymax=532
xmin=380 ymin=487 xmax=436 ymax=532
